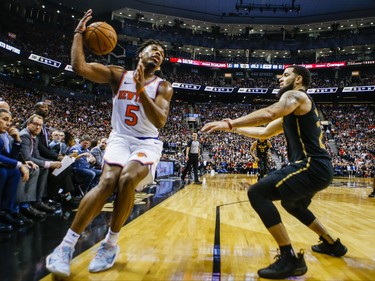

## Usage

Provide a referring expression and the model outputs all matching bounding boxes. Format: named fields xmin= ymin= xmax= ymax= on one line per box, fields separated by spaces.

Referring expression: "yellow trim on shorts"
xmin=275 ymin=157 xmax=311 ymax=188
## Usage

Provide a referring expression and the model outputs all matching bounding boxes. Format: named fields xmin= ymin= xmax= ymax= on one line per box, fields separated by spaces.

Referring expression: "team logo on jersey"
xmin=118 ymin=90 xmax=141 ymax=102
xmin=136 ymin=152 xmax=147 ymax=158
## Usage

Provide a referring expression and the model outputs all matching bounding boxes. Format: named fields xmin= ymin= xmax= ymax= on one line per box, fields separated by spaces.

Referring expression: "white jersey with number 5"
xmin=112 ymin=71 xmax=163 ymax=138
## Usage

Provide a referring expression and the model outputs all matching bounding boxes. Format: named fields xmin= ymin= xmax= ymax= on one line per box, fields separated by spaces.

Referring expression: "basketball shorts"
xmin=260 ymin=157 xmax=334 ymax=203
xmin=103 ymin=132 xmax=163 ymax=188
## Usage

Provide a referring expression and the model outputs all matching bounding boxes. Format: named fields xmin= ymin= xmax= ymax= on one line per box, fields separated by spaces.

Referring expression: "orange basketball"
xmin=83 ymin=22 xmax=117 ymax=55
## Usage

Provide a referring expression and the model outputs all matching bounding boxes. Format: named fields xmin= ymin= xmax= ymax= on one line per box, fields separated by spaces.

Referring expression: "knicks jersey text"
xmin=111 ymin=71 xmax=163 ymax=138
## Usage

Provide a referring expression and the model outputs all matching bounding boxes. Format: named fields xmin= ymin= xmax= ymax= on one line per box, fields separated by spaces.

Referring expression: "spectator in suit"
xmin=90 ymin=137 xmax=107 ymax=170
xmin=18 ymin=114 xmax=62 ymax=218
xmin=31 ymin=102 xmax=75 ymax=203
xmin=0 ymin=106 xmax=34 ymax=229
xmin=0 ymin=108 xmax=29 ymax=229
xmin=33 ymin=102 xmax=62 ymax=161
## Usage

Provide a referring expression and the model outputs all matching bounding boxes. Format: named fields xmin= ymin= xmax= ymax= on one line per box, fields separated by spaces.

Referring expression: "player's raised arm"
xmin=71 ymin=9 xmax=121 ymax=85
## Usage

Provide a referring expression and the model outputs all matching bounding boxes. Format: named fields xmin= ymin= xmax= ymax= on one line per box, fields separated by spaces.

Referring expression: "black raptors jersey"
xmin=282 ymin=94 xmax=331 ymax=163
xmin=256 ymin=140 xmax=270 ymax=160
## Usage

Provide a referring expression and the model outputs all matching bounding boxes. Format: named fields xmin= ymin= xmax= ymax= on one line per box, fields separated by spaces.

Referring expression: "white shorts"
xmin=103 ymin=132 xmax=163 ymax=188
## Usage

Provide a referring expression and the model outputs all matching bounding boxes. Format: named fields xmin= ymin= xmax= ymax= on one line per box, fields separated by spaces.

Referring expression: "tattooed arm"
xmin=201 ymin=90 xmax=311 ymax=133
xmin=231 ymin=90 xmax=311 ymax=127
xmin=233 ymin=118 xmax=284 ymax=139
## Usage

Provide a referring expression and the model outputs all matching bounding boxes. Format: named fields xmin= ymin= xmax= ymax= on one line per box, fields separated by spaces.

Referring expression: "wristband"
xmin=74 ymin=30 xmax=83 ymax=34
xmin=224 ymin=119 xmax=232 ymax=130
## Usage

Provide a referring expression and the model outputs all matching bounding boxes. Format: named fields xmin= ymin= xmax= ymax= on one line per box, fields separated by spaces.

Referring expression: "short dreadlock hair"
xmin=136 ymin=39 xmax=166 ymax=59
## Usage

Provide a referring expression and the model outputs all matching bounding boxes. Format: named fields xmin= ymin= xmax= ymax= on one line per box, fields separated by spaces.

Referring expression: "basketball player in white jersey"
xmin=46 ymin=9 xmax=173 ymax=277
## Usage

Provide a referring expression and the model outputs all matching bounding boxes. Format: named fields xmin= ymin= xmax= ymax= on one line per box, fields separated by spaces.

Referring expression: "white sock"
xmin=60 ymin=229 xmax=80 ymax=248
xmin=104 ymin=228 xmax=119 ymax=246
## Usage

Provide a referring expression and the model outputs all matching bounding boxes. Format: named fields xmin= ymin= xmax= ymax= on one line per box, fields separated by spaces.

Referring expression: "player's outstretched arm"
xmin=201 ymin=90 xmax=306 ymax=134
xmin=229 ymin=90 xmax=308 ymax=128
xmin=233 ymin=118 xmax=284 ymax=139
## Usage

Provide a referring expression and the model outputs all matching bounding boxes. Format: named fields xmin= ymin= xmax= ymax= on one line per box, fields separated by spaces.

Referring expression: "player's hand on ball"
xmin=75 ymin=9 xmax=93 ymax=34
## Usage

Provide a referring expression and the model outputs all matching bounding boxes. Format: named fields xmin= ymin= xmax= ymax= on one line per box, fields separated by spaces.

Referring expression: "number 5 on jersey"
xmin=125 ymin=105 xmax=139 ymax=126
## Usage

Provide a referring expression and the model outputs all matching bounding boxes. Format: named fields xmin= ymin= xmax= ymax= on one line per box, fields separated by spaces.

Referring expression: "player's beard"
xmin=276 ymin=79 xmax=295 ymax=99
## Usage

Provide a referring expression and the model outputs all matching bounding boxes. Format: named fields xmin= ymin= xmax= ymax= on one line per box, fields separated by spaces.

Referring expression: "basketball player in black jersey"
xmin=202 ymin=65 xmax=347 ymax=279
xmin=250 ymin=138 xmax=272 ymax=180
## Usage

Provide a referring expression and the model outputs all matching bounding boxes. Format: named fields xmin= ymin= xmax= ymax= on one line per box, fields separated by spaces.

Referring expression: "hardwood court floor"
xmin=0 ymin=176 xmax=373 ymax=281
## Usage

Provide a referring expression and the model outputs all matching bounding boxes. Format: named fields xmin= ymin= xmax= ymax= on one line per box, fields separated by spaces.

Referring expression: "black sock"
xmin=280 ymin=245 xmax=295 ymax=257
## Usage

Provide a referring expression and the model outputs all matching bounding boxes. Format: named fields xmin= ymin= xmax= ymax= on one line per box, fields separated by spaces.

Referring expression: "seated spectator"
xmin=68 ymin=136 xmax=101 ymax=193
xmin=29 ymin=102 xmax=76 ymax=206
xmin=18 ymin=114 xmax=62 ymax=218
xmin=0 ymin=107 xmax=33 ymax=230
xmin=90 ymin=137 xmax=107 ymax=170
xmin=49 ymin=130 xmax=62 ymax=154
xmin=50 ymin=131 xmax=81 ymax=206
xmin=29 ymin=102 xmax=63 ymax=161
xmin=57 ymin=131 xmax=67 ymax=155
xmin=59 ymin=131 xmax=76 ymax=156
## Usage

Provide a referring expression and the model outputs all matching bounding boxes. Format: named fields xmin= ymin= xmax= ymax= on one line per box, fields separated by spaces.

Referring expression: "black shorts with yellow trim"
xmin=261 ymin=157 xmax=333 ymax=203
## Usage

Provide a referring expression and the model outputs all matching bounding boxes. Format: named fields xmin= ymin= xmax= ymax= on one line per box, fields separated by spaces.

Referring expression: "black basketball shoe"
xmin=258 ymin=250 xmax=308 ymax=279
xmin=312 ymin=236 xmax=347 ymax=257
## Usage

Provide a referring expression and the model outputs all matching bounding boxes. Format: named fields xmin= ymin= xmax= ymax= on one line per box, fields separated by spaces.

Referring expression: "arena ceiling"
xmin=41 ymin=0 xmax=375 ymax=25
xmin=36 ymin=0 xmax=375 ymax=60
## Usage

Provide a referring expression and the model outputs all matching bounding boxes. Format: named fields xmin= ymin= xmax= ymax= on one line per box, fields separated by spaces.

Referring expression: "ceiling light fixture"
xmin=234 ymin=0 xmax=301 ymax=14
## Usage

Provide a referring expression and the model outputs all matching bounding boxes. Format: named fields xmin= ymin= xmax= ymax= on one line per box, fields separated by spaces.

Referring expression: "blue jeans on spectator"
xmin=73 ymin=168 xmax=102 ymax=192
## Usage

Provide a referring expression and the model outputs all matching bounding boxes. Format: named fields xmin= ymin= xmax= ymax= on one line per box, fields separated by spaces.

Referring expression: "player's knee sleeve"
xmin=248 ymin=182 xmax=282 ymax=227
xmin=280 ymin=200 xmax=297 ymax=212
xmin=247 ymin=183 xmax=263 ymax=209
xmin=281 ymin=199 xmax=315 ymax=226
